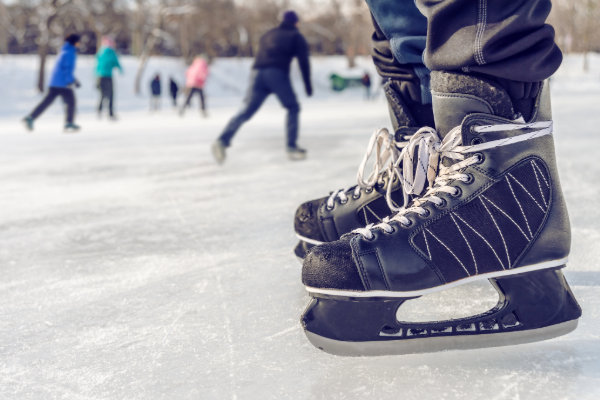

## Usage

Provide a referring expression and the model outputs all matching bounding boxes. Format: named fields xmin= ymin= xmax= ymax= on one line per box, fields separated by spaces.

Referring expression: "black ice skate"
xmin=300 ymin=72 xmax=582 ymax=356
xmin=293 ymin=82 xmax=434 ymax=262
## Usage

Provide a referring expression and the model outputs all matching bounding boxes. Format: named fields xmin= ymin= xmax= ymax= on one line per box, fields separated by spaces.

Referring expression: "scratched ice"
xmin=1 ymin=55 xmax=600 ymax=399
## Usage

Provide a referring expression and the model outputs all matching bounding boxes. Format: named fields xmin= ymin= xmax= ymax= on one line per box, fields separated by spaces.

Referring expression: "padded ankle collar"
xmin=431 ymin=71 xmax=515 ymax=137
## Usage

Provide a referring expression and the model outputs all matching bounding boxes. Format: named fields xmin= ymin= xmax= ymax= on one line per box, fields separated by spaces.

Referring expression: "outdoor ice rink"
xmin=2 ymin=57 xmax=600 ymax=399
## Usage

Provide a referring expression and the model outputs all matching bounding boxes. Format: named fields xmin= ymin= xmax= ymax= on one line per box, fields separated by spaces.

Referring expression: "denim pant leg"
xmin=367 ymin=0 xmax=430 ymax=104
xmin=30 ymin=88 xmax=60 ymax=119
xmin=218 ymin=71 xmax=270 ymax=146
xmin=198 ymin=89 xmax=206 ymax=111
xmin=265 ymin=68 xmax=300 ymax=148
xmin=58 ymin=88 xmax=76 ymax=124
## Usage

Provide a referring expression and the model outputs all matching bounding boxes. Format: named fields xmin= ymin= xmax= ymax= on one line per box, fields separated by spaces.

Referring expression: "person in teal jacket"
xmin=96 ymin=35 xmax=122 ymax=119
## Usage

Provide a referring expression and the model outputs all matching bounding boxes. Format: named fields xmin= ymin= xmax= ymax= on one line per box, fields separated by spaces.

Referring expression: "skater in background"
xmin=212 ymin=10 xmax=312 ymax=164
xmin=150 ymin=74 xmax=161 ymax=111
xmin=361 ymin=72 xmax=371 ymax=100
xmin=23 ymin=34 xmax=82 ymax=132
xmin=169 ymin=77 xmax=179 ymax=107
xmin=180 ymin=54 xmax=209 ymax=117
xmin=96 ymin=35 xmax=122 ymax=120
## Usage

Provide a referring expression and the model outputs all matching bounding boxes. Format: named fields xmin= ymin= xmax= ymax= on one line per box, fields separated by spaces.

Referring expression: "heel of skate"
xmin=301 ymin=268 xmax=581 ymax=357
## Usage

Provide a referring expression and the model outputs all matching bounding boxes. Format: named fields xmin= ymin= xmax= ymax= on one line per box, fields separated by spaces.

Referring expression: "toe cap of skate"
xmin=294 ymin=197 xmax=327 ymax=242
xmin=302 ymin=236 xmax=365 ymax=291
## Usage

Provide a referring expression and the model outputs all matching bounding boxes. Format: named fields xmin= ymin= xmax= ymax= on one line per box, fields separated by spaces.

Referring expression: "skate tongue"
xmin=431 ymin=71 xmax=515 ymax=138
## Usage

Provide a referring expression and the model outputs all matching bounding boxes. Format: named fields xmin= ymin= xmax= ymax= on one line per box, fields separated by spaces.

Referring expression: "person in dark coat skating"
xmin=23 ymin=34 xmax=82 ymax=132
xmin=169 ymin=77 xmax=179 ymax=107
xmin=361 ymin=72 xmax=372 ymax=100
xmin=150 ymin=74 xmax=161 ymax=111
xmin=212 ymin=10 xmax=312 ymax=164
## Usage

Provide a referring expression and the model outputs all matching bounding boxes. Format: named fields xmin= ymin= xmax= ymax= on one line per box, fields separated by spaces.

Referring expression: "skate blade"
xmin=305 ymin=319 xmax=578 ymax=357
xmin=295 ymin=234 xmax=323 ymax=246
xmin=288 ymin=153 xmax=307 ymax=161
xmin=294 ymin=238 xmax=319 ymax=264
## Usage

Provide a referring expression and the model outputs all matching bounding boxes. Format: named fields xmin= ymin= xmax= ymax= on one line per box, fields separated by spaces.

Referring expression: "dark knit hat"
xmin=282 ymin=10 xmax=299 ymax=24
xmin=65 ymin=34 xmax=81 ymax=46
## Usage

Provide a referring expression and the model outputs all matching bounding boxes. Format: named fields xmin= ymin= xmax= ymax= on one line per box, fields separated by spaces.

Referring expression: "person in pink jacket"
xmin=180 ymin=54 xmax=209 ymax=117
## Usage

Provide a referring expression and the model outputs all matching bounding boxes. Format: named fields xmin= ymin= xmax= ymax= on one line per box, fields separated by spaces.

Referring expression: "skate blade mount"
xmin=301 ymin=268 xmax=582 ymax=357
xmin=294 ymin=239 xmax=317 ymax=264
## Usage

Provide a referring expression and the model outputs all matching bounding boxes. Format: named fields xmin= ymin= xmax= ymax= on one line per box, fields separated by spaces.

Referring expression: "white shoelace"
xmin=355 ymin=120 xmax=553 ymax=239
xmin=325 ymin=128 xmax=413 ymax=210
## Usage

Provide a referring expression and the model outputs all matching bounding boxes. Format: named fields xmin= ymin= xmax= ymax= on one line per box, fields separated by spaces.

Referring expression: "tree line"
xmin=0 ymin=0 xmax=372 ymax=92
xmin=0 ymin=0 xmax=596 ymax=91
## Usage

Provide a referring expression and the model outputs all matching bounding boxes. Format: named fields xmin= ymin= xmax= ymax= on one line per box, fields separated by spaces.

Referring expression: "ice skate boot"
xmin=212 ymin=140 xmax=227 ymax=165
xmin=287 ymin=146 xmax=307 ymax=161
xmin=300 ymin=72 xmax=582 ymax=356
xmin=23 ymin=116 xmax=34 ymax=131
xmin=293 ymin=81 xmax=434 ymax=262
xmin=64 ymin=122 xmax=80 ymax=133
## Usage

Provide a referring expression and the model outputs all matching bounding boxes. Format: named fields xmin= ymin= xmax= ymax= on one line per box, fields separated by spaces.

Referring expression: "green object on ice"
xmin=329 ymin=73 xmax=364 ymax=92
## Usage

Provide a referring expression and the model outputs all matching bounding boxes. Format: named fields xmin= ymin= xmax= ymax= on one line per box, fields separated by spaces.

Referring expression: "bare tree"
xmin=79 ymin=0 xmax=126 ymax=52
xmin=133 ymin=1 xmax=197 ymax=94
xmin=1 ymin=0 xmax=375 ymax=68
xmin=32 ymin=1 xmax=77 ymax=92
xmin=549 ymin=0 xmax=600 ymax=70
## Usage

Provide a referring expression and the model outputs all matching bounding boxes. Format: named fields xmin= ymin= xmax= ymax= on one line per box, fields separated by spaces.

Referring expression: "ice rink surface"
xmin=2 ymin=69 xmax=600 ymax=399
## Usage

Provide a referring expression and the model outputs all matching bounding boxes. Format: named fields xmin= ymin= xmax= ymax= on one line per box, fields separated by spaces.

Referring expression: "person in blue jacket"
xmin=23 ymin=34 xmax=82 ymax=132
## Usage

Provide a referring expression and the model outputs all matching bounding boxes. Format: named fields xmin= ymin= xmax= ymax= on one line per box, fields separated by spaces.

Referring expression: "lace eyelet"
xmin=474 ymin=153 xmax=485 ymax=164
xmin=353 ymin=193 xmax=361 ymax=200
xmin=362 ymin=234 xmax=375 ymax=242
xmin=401 ymin=220 xmax=413 ymax=228
xmin=419 ymin=209 xmax=431 ymax=218
xmin=365 ymin=187 xmax=374 ymax=194
xmin=463 ymin=173 xmax=474 ymax=184
xmin=326 ymin=205 xmax=334 ymax=211
xmin=469 ymin=123 xmax=482 ymax=135
xmin=435 ymin=199 xmax=447 ymax=209
xmin=383 ymin=227 xmax=396 ymax=235
xmin=451 ymin=187 xmax=462 ymax=198
xmin=340 ymin=198 xmax=348 ymax=205
xmin=471 ymin=138 xmax=483 ymax=146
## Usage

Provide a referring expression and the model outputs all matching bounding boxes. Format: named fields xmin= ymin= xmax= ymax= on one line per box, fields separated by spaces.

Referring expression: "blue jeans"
xmin=219 ymin=68 xmax=300 ymax=148
xmin=370 ymin=0 xmax=561 ymax=85
xmin=367 ymin=0 xmax=430 ymax=104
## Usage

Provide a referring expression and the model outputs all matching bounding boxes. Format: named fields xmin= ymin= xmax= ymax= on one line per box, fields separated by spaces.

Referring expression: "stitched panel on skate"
xmin=357 ymin=187 xmax=403 ymax=226
xmin=414 ymin=217 xmax=480 ymax=282
xmin=396 ymin=280 xmax=499 ymax=322
xmin=412 ymin=159 xmax=551 ymax=283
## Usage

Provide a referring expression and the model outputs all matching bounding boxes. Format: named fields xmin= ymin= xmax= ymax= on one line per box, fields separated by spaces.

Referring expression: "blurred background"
xmin=0 ymin=0 xmax=375 ymax=91
xmin=0 ymin=1 xmax=598 ymax=114
xmin=0 ymin=1 xmax=598 ymax=85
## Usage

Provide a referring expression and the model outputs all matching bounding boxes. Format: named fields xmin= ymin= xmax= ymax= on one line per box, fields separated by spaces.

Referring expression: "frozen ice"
xmin=1 ymin=55 xmax=600 ymax=399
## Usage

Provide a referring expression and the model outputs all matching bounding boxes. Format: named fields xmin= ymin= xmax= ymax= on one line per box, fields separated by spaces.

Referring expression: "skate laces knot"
xmin=354 ymin=120 xmax=554 ymax=239
xmin=326 ymin=128 xmax=412 ymax=210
